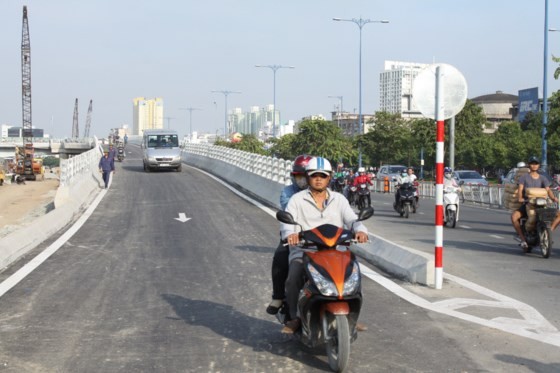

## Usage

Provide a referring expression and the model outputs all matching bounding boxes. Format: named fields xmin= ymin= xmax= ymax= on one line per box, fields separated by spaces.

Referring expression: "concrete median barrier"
xmin=183 ymin=152 xmax=434 ymax=286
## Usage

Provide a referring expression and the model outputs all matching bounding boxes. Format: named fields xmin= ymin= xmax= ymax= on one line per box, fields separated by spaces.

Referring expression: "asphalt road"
xmin=0 ymin=145 xmax=559 ymax=372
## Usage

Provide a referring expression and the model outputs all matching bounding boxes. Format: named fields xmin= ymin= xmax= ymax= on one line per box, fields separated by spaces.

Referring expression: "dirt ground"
xmin=0 ymin=176 xmax=60 ymax=238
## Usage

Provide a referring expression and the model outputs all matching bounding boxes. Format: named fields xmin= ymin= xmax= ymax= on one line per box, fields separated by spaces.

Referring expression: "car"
xmin=502 ymin=167 xmax=559 ymax=190
xmin=452 ymin=170 xmax=488 ymax=186
xmin=377 ymin=164 xmax=407 ymax=181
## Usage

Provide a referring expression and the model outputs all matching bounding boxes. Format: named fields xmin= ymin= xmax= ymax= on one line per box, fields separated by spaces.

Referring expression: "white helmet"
xmin=516 ymin=161 xmax=527 ymax=168
xmin=358 ymin=167 xmax=365 ymax=173
xmin=306 ymin=157 xmax=332 ymax=176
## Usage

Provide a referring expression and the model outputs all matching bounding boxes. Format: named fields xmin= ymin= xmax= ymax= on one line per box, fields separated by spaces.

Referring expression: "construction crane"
xmin=72 ymin=98 xmax=79 ymax=138
xmin=16 ymin=5 xmax=39 ymax=181
xmin=84 ymin=99 xmax=93 ymax=138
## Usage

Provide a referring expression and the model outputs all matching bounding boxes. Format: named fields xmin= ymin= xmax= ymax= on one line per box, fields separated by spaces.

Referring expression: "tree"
xmin=360 ymin=112 xmax=412 ymax=167
xmin=268 ymin=134 xmax=298 ymax=160
xmin=290 ymin=119 xmax=355 ymax=165
xmin=229 ymin=134 xmax=268 ymax=155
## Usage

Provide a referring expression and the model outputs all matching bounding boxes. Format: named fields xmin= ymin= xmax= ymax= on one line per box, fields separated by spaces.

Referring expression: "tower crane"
xmin=72 ymin=98 xmax=79 ymax=138
xmin=16 ymin=5 xmax=39 ymax=181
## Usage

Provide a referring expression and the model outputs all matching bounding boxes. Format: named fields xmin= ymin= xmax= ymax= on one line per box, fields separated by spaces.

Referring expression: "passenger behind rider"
xmin=511 ymin=156 xmax=558 ymax=252
xmin=267 ymin=155 xmax=313 ymax=315
xmin=352 ymin=167 xmax=374 ymax=207
xmin=281 ymin=156 xmax=369 ymax=333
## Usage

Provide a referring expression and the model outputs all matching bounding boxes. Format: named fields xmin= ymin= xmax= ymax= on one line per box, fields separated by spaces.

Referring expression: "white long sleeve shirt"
xmin=282 ymin=188 xmax=367 ymax=261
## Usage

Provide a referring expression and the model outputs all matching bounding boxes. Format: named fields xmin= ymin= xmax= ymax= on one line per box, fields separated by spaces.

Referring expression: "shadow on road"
xmin=161 ymin=294 xmax=329 ymax=370
xmin=494 ymin=354 xmax=560 ymax=372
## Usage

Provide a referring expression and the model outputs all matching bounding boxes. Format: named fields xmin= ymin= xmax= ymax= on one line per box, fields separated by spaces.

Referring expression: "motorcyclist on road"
xmin=511 ymin=156 xmax=558 ymax=252
xmin=394 ymin=167 xmax=417 ymax=207
xmin=267 ymin=154 xmax=313 ymax=315
xmin=444 ymin=167 xmax=459 ymax=188
xmin=352 ymin=167 xmax=374 ymax=207
xmin=282 ymin=156 xmax=368 ymax=333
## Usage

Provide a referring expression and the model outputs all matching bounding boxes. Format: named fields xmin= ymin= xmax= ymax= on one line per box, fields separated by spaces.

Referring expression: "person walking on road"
xmin=99 ymin=150 xmax=115 ymax=189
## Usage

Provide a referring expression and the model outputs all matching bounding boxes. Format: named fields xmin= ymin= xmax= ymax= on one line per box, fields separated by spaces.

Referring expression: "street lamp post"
xmin=333 ymin=17 xmax=388 ymax=167
xmin=255 ymin=64 xmax=294 ymax=138
xmin=179 ymin=107 xmax=202 ymax=141
xmin=212 ymin=90 xmax=241 ymax=138
xmin=164 ymin=117 xmax=175 ymax=129
xmin=542 ymin=0 xmax=550 ymax=172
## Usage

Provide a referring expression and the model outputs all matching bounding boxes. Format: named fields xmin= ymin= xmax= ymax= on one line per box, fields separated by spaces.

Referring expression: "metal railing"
xmin=183 ymin=143 xmax=293 ymax=185
xmin=59 ymin=139 xmax=102 ymax=187
xmin=182 ymin=144 xmax=559 ymax=210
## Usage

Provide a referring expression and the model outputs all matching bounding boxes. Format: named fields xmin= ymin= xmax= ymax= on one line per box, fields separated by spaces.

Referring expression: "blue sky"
xmin=1 ymin=0 xmax=559 ymax=139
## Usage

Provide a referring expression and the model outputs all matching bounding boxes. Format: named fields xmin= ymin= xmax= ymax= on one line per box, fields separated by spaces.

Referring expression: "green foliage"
xmin=290 ymin=119 xmax=355 ymax=164
xmin=229 ymin=134 xmax=268 ymax=155
xmin=42 ymin=156 xmax=60 ymax=167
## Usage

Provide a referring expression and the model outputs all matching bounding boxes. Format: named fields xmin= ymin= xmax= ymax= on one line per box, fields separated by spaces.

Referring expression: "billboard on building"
xmin=518 ymin=87 xmax=539 ymax=122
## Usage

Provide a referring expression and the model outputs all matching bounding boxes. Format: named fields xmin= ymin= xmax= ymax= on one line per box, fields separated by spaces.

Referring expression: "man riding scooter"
xmin=352 ymin=167 xmax=374 ymax=207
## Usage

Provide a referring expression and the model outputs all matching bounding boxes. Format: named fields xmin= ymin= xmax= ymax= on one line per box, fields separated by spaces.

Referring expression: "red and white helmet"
xmin=291 ymin=155 xmax=313 ymax=176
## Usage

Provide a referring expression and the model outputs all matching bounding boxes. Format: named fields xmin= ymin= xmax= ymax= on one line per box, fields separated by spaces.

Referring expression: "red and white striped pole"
xmin=434 ymin=66 xmax=444 ymax=290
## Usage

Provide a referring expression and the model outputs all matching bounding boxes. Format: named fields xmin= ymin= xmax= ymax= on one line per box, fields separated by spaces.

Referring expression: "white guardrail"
xmin=59 ymin=137 xmax=102 ymax=187
xmin=183 ymin=143 xmax=554 ymax=210
xmin=184 ymin=143 xmax=293 ymax=185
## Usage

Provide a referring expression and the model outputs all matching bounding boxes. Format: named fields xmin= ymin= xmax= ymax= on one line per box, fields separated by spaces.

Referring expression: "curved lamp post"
xmin=333 ymin=17 xmax=388 ymax=167
xmin=255 ymin=64 xmax=294 ymax=138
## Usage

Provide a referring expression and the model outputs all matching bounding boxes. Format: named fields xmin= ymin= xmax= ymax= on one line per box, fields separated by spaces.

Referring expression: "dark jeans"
xmin=271 ymin=240 xmax=290 ymax=300
xmin=285 ymin=258 xmax=304 ymax=319
xmin=102 ymin=171 xmax=111 ymax=188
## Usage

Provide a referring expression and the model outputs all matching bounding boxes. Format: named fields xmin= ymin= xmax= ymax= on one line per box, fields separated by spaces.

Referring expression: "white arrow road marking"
xmin=174 ymin=213 xmax=191 ymax=223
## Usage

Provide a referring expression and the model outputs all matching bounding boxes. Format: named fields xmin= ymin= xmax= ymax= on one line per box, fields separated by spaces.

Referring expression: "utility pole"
xmin=179 ymin=107 xmax=202 ymax=141
xmin=84 ymin=100 xmax=93 ymax=138
xmin=212 ymin=90 xmax=241 ymax=138
xmin=164 ymin=117 xmax=175 ymax=129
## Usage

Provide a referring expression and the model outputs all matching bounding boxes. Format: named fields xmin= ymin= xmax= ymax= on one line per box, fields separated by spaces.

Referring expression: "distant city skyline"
xmin=1 ymin=1 xmax=559 ymax=140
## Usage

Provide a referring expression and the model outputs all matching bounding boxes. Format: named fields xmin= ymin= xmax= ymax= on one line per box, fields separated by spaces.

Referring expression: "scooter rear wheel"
xmin=326 ymin=314 xmax=350 ymax=373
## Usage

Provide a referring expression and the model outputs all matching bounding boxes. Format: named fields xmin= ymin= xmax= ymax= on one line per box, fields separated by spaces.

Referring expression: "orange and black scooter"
xmin=276 ymin=207 xmax=373 ymax=373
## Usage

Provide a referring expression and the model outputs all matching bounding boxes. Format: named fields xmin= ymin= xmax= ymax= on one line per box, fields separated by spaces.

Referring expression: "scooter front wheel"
xmin=449 ymin=210 xmax=457 ymax=228
xmin=405 ymin=204 xmax=411 ymax=218
xmin=325 ymin=314 xmax=350 ymax=373
xmin=538 ymin=223 xmax=552 ymax=258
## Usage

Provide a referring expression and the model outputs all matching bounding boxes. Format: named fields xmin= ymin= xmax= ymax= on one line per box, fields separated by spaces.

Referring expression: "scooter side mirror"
xmin=357 ymin=206 xmax=374 ymax=221
xmin=276 ymin=211 xmax=298 ymax=225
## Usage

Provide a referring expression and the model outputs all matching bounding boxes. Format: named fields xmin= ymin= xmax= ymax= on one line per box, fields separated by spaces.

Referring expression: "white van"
xmin=141 ymin=129 xmax=182 ymax=172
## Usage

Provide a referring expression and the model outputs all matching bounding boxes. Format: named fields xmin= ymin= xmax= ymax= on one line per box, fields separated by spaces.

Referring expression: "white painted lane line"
xmin=190 ymin=165 xmax=560 ymax=347
xmin=490 ymin=234 xmax=504 ymax=239
xmin=459 ymin=225 xmax=471 ymax=229
xmin=359 ymin=263 xmax=560 ymax=348
xmin=0 ymin=189 xmax=107 ymax=299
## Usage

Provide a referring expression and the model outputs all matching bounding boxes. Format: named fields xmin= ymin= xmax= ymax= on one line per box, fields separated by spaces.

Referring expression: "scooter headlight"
xmin=308 ymin=264 xmax=338 ymax=296
xmin=342 ymin=262 xmax=361 ymax=296
xmin=536 ymin=198 xmax=548 ymax=206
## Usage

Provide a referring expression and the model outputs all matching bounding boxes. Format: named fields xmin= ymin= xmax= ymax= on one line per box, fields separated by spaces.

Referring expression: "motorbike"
xmin=443 ymin=185 xmax=461 ymax=228
xmin=275 ymin=207 xmax=374 ymax=373
xmin=117 ymin=148 xmax=125 ymax=162
xmin=347 ymin=185 xmax=358 ymax=207
xmin=356 ymin=183 xmax=371 ymax=211
xmin=394 ymin=182 xmax=416 ymax=218
xmin=520 ymin=197 xmax=556 ymax=258
xmin=333 ymin=177 xmax=346 ymax=194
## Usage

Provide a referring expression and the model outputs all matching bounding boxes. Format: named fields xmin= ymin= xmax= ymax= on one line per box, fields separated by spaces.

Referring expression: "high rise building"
xmin=132 ymin=97 xmax=163 ymax=135
xmin=379 ymin=61 xmax=429 ymax=118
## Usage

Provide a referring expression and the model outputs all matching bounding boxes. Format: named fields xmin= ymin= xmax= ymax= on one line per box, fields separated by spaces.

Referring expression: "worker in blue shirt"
xmin=98 ymin=150 xmax=115 ymax=189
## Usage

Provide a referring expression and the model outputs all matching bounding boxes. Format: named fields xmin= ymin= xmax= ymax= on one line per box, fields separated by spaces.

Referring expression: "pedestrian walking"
xmin=99 ymin=150 xmax=115 ymax=189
